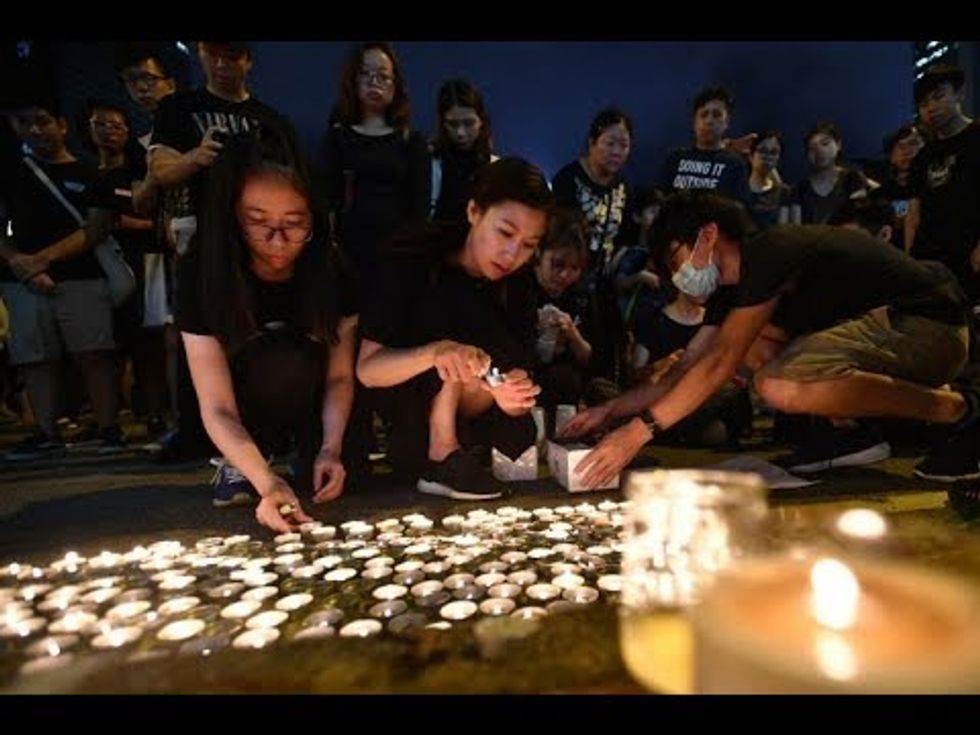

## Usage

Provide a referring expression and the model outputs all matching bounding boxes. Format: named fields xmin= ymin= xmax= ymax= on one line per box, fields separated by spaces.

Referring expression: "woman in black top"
xmin=358 ymin=157 xmax=552 ymax=500
xmin=319 ymin=42 xmax=430 ymax=280
xmin=178 ymin=130 xmax=358 ymax=533
xmin=532 ymin=207 xmax=600 ymax=409
xmin=792 ymin=121 xmax=869 ymax=225
xmin=429 ymin=78 xmax=496 ymax=223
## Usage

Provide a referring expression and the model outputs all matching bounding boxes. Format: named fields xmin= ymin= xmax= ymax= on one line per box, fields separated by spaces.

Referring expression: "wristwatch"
xmin=637 ymin=411 xmax=662 ymax=438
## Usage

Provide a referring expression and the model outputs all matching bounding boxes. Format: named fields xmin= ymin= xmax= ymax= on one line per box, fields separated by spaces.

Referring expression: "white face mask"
xmin=671 ymin=231 xmax=720 ymax=299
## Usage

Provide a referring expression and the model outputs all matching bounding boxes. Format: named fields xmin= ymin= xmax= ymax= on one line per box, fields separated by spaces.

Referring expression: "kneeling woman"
xmin=358 ymin=157 xmax=552 ymax=500
xmin=177 ymin=131 xmax=358 ymax=533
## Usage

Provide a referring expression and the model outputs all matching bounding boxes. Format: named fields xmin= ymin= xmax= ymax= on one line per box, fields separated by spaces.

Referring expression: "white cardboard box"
xmin=546 ymin=440 xmax=619 ymax=492
xmin=491 ymin=445 xmax=539 ymax=482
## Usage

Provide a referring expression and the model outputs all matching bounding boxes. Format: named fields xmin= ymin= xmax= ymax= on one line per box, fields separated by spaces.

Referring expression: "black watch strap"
xmin=639 ymin=411 xmax=661 ymax=437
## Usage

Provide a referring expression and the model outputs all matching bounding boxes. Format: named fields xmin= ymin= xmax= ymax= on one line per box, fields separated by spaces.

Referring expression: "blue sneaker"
xmin=211 ymin=459 xmax=257 ymax=508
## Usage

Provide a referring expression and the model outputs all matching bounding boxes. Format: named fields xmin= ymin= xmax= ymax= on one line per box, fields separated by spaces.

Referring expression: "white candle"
xmin=106 ymin=600 xmax=152 ymax=621
xmin=693 ymin=555 xmax=980 ymax=693
xmin=507 ymin=570 xmax=537 ymax=586
xmin=241 ymin=587 xmax=278 ymax=603
xmin=246 ymin=610 xmax=289 ymax=629
xmin=488 ymin=584 xmax=521 ymax=600
xmin=157 ymin=619 xmax=205 ymax=641
xmin=221 ymin=600 xmax=262 ymax=619
xmin=339 ymin=619 xmax=382 ymax=637
xmin=92 ymin=626 xmax=143 ymax=649
xmin=511 ymin=607 xmax=547 ymax=621
xmin=323 ymin=568 xmax=357 ymax=582
xmin=292 ymin=626 xmax=335 ymax=641
xmin=158 ymin=575 xmax=196 ymax=591
xmin=564 ymin=586 xmax=599 ymax=604
xmin=526 ymin=584 xmax=561 ymax=602
xmin=411 ymin=580 xmax=444 ymax=597
xmin=233 ymin=628 xmax=280 ymax=649
xmin=275 ymin=594 xmax=313 ymax=612
xmin=373 ymin=584 xmax=408 ymax=601
xmin=440 ymin=600 xmax=477 ymax=621
xmin=480 ymin=598 xmax=516 ymax=616
xmin=159 ymin=597 xmax=200 ymax=616
xmin=552 ymin=573 xmax=585 ymax=591
xmin=370 ymin=600 xmax=408 ymax=619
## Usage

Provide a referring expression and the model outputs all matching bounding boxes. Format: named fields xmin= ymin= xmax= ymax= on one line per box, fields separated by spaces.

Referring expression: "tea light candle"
xmin=373 ymin=584 xmax=408 ymax=601
xmin=26 ymin=634 xmax=79 ymax=658
xmin=370 ymin=600 xmax=408 ymax=619
xmin=693 ymin=556 xmax=980 ymax=694
xmin=276 ymin=543 xmax=305 ymax=554
xmin=48 ymin=610 xmax=97 ymax=634
xmin=324 ymin=568 xmax=357 ymax=582
xmin=19 ymin=583 xmax=52 ymax=601
xmin=221 ymin=600 xmax=262 ymax=619
xmin=476 ymin=573 xmax=507 ymax=588
xmin=427 ymin=621 xmax=452 ymax=631
xmin=527 ymin=547 xmax=555 ymax=560
xmin=339 ymin=619 xmax=382 ymax=638
xmin=158 ymin=575 xmax=196 ymax=591
xmin=597 ymin=574 xmax=624 ymax=592
xmin=304 ymin=608 xmax=344 ymax=627
xmin=564 ymin=586 xmax=599 ymax=604
xmin=511 ymin=606 xmax=548 ymax=621
xmin=92 ymin=626 xmax=143 ymax=649
xmin=395 ymin=560 xmax=425 ymax=573
xmin=222 ymin=535 xmax=250 ymax=546
xmin=411 ymin=580 xmax=444 ymax=597
xmin=291 ymin=565 xmax=320 ymax=580
xmin=422 ymin=562 xmax=448 ymax=576
xmin=444 ymin=573 xmax=475 ymax=591
xmin=157 ymin=619 xmax=205 ymax=641
xmin=293 ymin=626 xmax=335 ymax=641
xmin=480 ymin=598 xmax=516 ymax=616
xmin=365 ymin=556 xmax=396 ymax=569
xmin=488 ymin=583 xmax=522 ymax=599
xmin=526 ymin=584 xmax=560 ymax=602
xmin=242 ymin=587 xmax=278 ymax=603
xmin=206 ymin=582 xmax=245 ymax=600
xmin=159 ymin=597 xmax=200 ymax=616
xmin=107 ymin=600 xmax=152 ymax=621
xmin=442 ymin=515 xmax=465 ymax=530
xmin=500 ymin=551 xmax=527 ymax=565
xmin=439 ymin=600 xmax=477 ymax=621
xmin=1 ymin=616 xmax=47 ymax=637
xmin=404 ymin=543 xmax=432 ymax=556
xmin=79 ymin=587 xmax=122 ymax=606
xmin=552 ymin=573 xmax=585 ymax=591
xmin=233 ymin=628 xmax=280 ymax=649
xmin=507 ymin=570 xmax=537 ymax=586
xmin=273 ymin=553 xmax=303 ymax=567
xmin=313 ymin=555 xmax=344 ymax=570
xmin=361 ymin=567 xmax=393 ymax=581
xmin=311 ymin=526 xmax=338 ymax=542
xmin=274 ymin=532 xmax=301 ymax=544
xmin=479 ymin=561 xmax=509 ymax=574
xmin=275 ymin=594 xmax=313 ymax=612
xmin=394 ymin=571 xmax=425 ymax=587
xmin=246 ymin=610 xmax=289 ymax=629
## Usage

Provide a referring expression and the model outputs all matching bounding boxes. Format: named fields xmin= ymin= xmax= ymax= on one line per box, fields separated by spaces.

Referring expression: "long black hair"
xmin=198 ymin=126 xmax=349 ymax=354
xmin=434 ymin=78 xmax=492 ymax=160
xmin=391 ymin=156 xmax=554 ymax=263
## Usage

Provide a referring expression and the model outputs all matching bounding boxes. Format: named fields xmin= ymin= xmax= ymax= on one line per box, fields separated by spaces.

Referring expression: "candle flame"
xmin=810 ymin=558 xmax=860 ymax=631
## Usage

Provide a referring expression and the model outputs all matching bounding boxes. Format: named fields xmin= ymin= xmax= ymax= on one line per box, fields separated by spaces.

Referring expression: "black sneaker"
xmin=914 ymin=426 xmax=980 ymax=482
xmin=417 ymin=447 xmax=505 ymax=501
xmin=211 ymin=459 xmax=258 ymax=508
xmin=782 ymin=422 xmax=891 ymax=474
xmin=4 ymin=433 xmax=66 ymax=461
xmin=97 ymin=425 xmax=129 ymax=454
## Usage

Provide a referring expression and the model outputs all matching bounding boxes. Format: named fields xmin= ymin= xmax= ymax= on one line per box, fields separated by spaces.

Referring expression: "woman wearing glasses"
xmin=319 ymin=42 xmax=430 ymax=280
xmin=177 ymin=129 xmax=358 ymax=533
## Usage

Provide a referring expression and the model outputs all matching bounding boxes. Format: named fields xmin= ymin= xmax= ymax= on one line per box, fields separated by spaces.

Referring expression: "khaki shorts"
xmin=758 ymin=309 xmax=969 ymax=388
xmin=0 ymin=279 xmax=115 ymax=365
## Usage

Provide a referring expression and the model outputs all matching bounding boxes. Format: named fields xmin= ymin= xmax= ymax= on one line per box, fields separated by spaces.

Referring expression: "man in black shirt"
xmin=560 ymin=191 xmax=979 ymax=488
xmin=906 ymin=64 xmax=980 ymax=302
xmin=147 ymin=41 xmax=296 ymax=462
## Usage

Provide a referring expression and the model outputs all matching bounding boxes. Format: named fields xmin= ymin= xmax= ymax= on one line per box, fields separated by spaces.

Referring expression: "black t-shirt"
xmin=150 ymin=88 xmax=295 ymax=219
xmin=792 ymin=167 xmax=869 ymax=225
xmin=703 ymin=225 xmax=968 ymax=336
xmin=660 ymin=147 xmax=751 ymax=205
xmin=0 ymin=156 xmax=113 ymax=282
xmin=533 ymin=279 xmax=600 ymax=368
xmin=360 ymin=234 xmax=537 ymax=373
xmin=748 ymin=181 xmax=793 ymax=229
xmin=319 ymin=124 xmax=431 ymax=274
xmin=97 ymin=159 xmax=156 ymax=267
xmin=552 ymin=161 xmax=630 ymax=272
xmin=176 ymin=247 xmax=358 ymax=344
xmin=640 ymin=307 xmax=702 ymax=362
xmin=432 ymin=145 xmax=491 ymax=223
xmin=909 ymin=121 xmax=980 ymax=269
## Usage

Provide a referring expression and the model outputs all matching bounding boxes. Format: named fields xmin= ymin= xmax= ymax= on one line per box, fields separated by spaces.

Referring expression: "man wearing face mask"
xmin=559 ymin=190 xmax=980 ymax=488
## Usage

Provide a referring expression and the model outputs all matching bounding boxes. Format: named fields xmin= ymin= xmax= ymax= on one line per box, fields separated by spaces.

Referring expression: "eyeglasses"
xmin=242 ymin=222 xmax=312 ymax=244
xmin=121 ymin=72 xmax=168 ymax=87
xmin=90 ymin=119 xmax=128 ymax=133
xmin=358 ymin=69 xmax=394 ymax=86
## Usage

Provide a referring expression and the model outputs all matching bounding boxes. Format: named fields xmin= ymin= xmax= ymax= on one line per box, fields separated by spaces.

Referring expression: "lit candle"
xmin=488 ymin=583 xmax=521 ymax=600
xmin=323 ymin=568 xmax=357 ymax=582
xmin=511 ymin=607 xmax=547 ymax=621
xmin=241 ymin=587 xmax=278 ymax=603
xmin=245 ymin=610 xmax=289 ymax=629
xmin=304 ymin=608 xmax=344 ymax=628
xmin=292 ymin=626 xmax=335 ymax=642
xmin=476 ymin=573 xmax=507 ymax=588
xmin=242 ymin=572 xmax=278 ymax=587
xmin=274 ymin=532 xmax=301 ymax=544
xmin=552 ymin=573 xmax=585 ymax=591
xmin=275 ymin=594 xmax=313 ymax=612
xmin=1 ymin=616 xmax=47 ymax=638
xmin=373 ymin=584 xmax=408 ymax=601
xmin=156 ymin=619 xmax=205 ymax=641
xmin=91 ymin=626 xmax=143 ymax=649
xmin=159 ymin=597 xmax=200 ymax=616
xmin=370 ymin=600 xmax=408 ymax=619
xmin=158 ymin=575 xmax=196 ymax=591
xmin=444 ymin=573 xmax=474 ymax=591
xmin=310 ymin=526 xmax=337 ymax=541
xmin=339 ymin=619 xmax=382 ymax=638
xmin=220 ymin=600 xmax=262 ymax=619
xmin=564 ymin=586 xmax=599 ymax=604
xmin=106 ymin=600 xmax=152 ymax=621
xmin=507 ymin=570 xmax=537 ymax=587
xmin=411 ymin=580 xmax=444 ymax=597
xmin=693 ymin=555 xmax=980 ymax=693
xmin=48 ymin=610 xmax=97 ymax=634
xmin=526 ymin=584 xmax=560 ymax=602
xmin=233 ymin=628 xmax=280 ymax=649
xmin=480 ymin=598 xmax=516 ymax=616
